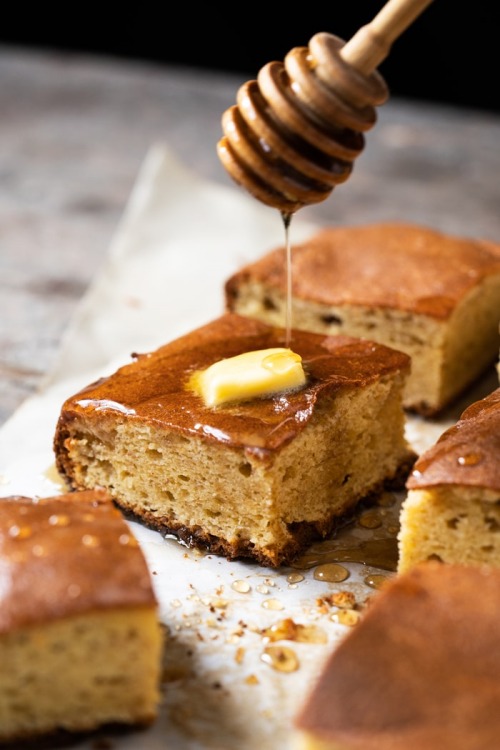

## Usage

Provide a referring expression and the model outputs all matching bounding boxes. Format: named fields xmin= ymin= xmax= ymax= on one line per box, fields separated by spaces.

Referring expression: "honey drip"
xmin=282 ymin=211 xmax=293 ymax=348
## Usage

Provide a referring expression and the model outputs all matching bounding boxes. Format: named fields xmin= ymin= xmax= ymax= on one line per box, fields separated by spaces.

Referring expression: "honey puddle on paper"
xmin=291 ymin=493 xmax=401 ymax=574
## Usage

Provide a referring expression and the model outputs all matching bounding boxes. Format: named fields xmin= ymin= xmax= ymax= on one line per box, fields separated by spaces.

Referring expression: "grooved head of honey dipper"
xmin=216 ymin=31 xmax=389 ymax=214
xmin=309 ymin=32 xmax=389 ymax=109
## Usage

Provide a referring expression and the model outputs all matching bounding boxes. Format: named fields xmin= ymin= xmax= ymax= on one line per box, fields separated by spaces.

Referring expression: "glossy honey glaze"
xmin=408 ymin=387 xmax=500 ymax=490
xmin=56 ymin=313 xmax=410 ymax=459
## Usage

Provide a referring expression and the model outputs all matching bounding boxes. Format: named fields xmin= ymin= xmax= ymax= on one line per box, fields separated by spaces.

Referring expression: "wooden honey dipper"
xmin=217 ymin=0 xmax=435 ymax=217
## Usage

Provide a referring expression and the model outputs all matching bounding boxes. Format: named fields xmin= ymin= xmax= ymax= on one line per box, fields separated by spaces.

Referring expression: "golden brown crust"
xmin=294 ymin=561 xmax=500 ymax=749
xmin=407 ymin=387 xmax=500 ymax=491
xmin=225 ymin=222 xmax=500 ymax=319
xmin=54 ymin=313 xmax=411 ymax=467
xmin=0 ymin=490 xmax=157 ymax=634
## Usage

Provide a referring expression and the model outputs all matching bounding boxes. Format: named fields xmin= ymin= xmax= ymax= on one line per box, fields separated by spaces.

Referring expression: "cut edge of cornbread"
xmin=398 ymin=485 xmax=500 ymax=573
xmin=0 ymin=490 xmax=165 ymax=746
xmin=55 ymin=372 xmax=414 ymax=568
xmin=226 ymin=272 xmax=500 ymax=416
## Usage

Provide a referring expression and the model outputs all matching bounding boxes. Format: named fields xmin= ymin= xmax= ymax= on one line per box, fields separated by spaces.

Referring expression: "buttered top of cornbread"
xmin=407 ymin=388 xmax=500 ymax=491
xmin=294 ymin=561 xmax=500 ymax=750
xmin=0 ymin=490 xmax=156 ymax=634
xmin=225 ymin=222 xmax=500 ymax=319
xmin=192 ymin=347 xmax=307 ymax=406
xmin=57 ymin=313 xmax=410 ymax=456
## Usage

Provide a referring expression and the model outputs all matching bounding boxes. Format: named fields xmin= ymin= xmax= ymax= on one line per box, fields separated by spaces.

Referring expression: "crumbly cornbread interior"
xmin=0 ymin=607 xmax=163 ymax=742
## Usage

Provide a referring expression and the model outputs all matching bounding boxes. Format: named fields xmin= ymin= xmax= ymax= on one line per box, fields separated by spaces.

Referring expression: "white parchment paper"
xmin=0 ymin=144 xmax=495 ymax=750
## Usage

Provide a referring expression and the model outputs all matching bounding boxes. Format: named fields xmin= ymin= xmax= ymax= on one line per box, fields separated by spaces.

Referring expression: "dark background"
xmin=2 ymin=2 xmax=499 ymax=114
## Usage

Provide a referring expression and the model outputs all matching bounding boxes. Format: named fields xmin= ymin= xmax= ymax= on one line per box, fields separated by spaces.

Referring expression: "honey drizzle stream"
xmin=282 ymin=211 xmax=293 ymax=348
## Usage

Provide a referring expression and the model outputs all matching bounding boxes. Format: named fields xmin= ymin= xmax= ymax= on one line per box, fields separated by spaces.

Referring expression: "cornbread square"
xmin=293 ymin=561 xmax=500 ymax=750
xmin=398 ymin=388 xmax=500 ymax=573
xmin=0 ymin=489 xmax=163 ymax=746
xmin=53 ymin=313 xmax=415 ymax=568
xmin=225 ymin=222 xmax=500 ymax=415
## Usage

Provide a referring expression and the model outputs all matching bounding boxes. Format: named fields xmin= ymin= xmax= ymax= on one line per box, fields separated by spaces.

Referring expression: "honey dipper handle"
xmin=340 ymin=0 xmax=434 ymax=74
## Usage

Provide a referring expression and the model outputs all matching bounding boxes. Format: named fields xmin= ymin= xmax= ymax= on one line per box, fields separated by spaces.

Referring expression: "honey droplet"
xmin=286 ymin=572 xmax=304 ymax=584
xmin=364 ymin=573 xmax=390 ymax=589
xmin=8 ymin=524 xmax=32 ymax=540
xmin=232 ymin=579 xmax=251 ymax=594
xmin=261 ymin=645 xmax=299 ymax=672
xmin=118 ymin=533 xmax=138 ymax=546
xmin=457 ymin=452 xmax=482 ymax=467
xmin=48 ymin=514 xmax=71 ymax=527
xmin=313 ymin=563 xmax=350 ymax=583
xmin=358 ymin=510 xmax=383 ymax=529
xmin=81 ymin=534 xmax=100 ymax=547
xmin=262 ymin=598 xmax=284 ymax=611
xmin=376 ymin=493 xmax=396 ymax=508
xmin=256 ymin=584 xmax=270 ymax=595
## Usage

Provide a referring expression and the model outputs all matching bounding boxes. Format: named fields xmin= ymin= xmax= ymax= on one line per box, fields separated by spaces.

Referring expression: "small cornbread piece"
xmin=0 ymin=489 xmax=163 ymax=746
xmin=293 ymin=561 xmax=500 ymax=750
xmin=54 ymin=313 xmax=415 ymax=568
xmin=192 ymin=347 xmax=306 ymax=407
xmin=225 ymin=222 xmax=500 ymax=415
xmin=398 ymin=387 xmax=500 ymax=573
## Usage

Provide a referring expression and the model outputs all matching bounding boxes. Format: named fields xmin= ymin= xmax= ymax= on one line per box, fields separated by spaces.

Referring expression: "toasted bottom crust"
xmin=0 ymin=721 xmax=153 ymax=750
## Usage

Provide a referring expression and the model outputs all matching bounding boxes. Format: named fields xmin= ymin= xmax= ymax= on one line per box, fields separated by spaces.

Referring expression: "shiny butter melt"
xmin=191 ymin=347 xmax=307 ymax=407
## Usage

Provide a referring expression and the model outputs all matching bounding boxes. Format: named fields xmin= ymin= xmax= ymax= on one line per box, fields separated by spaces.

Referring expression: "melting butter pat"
xmin=194 ymin=348 xmax=306 ymax=407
